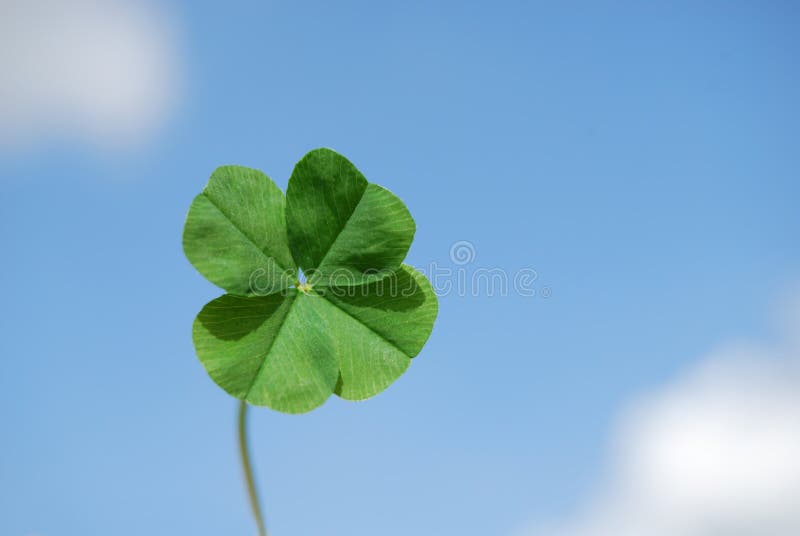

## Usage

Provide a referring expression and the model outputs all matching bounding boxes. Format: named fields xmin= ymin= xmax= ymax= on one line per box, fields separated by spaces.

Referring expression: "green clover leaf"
xmin=183 ymin=148 xmax=438 ymax=414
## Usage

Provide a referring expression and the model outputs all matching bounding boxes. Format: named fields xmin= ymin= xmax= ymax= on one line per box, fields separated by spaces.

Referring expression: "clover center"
xmin=297 ymin=282 xmax=313 ymax=294
xmin=295 ymin=269 xmax=313 ymax=293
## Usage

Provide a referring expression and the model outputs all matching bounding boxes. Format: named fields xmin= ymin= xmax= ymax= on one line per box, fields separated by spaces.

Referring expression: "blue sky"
xmin=2 ymin=1 xmax=799 ymax=535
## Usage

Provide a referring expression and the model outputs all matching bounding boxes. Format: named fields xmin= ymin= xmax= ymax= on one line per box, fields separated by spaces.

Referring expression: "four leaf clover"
xmin=183 ymin=148 xmax=438 ymax=413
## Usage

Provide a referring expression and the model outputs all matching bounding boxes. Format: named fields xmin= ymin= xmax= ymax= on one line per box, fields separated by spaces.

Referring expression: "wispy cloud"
xmin=0 ymin=0 xmax=179 ymax=150
xmin=519 ymin=293 xmax=800 ymax=536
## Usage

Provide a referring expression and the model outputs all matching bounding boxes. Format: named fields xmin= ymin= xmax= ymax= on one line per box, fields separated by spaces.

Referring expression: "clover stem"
xmin=238 ymin=400 xmax=267 ymax=536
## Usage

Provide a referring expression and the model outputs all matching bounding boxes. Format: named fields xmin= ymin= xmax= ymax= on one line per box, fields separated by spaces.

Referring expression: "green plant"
xmin=183 ymin=148 xmax=438 ymax=534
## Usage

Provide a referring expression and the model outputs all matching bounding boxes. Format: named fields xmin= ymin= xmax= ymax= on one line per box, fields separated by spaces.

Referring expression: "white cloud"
xmin=520 ymin=299 xmax=800 ymax=536
xmin=0 ymin=0 xmax=179 ymax=150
